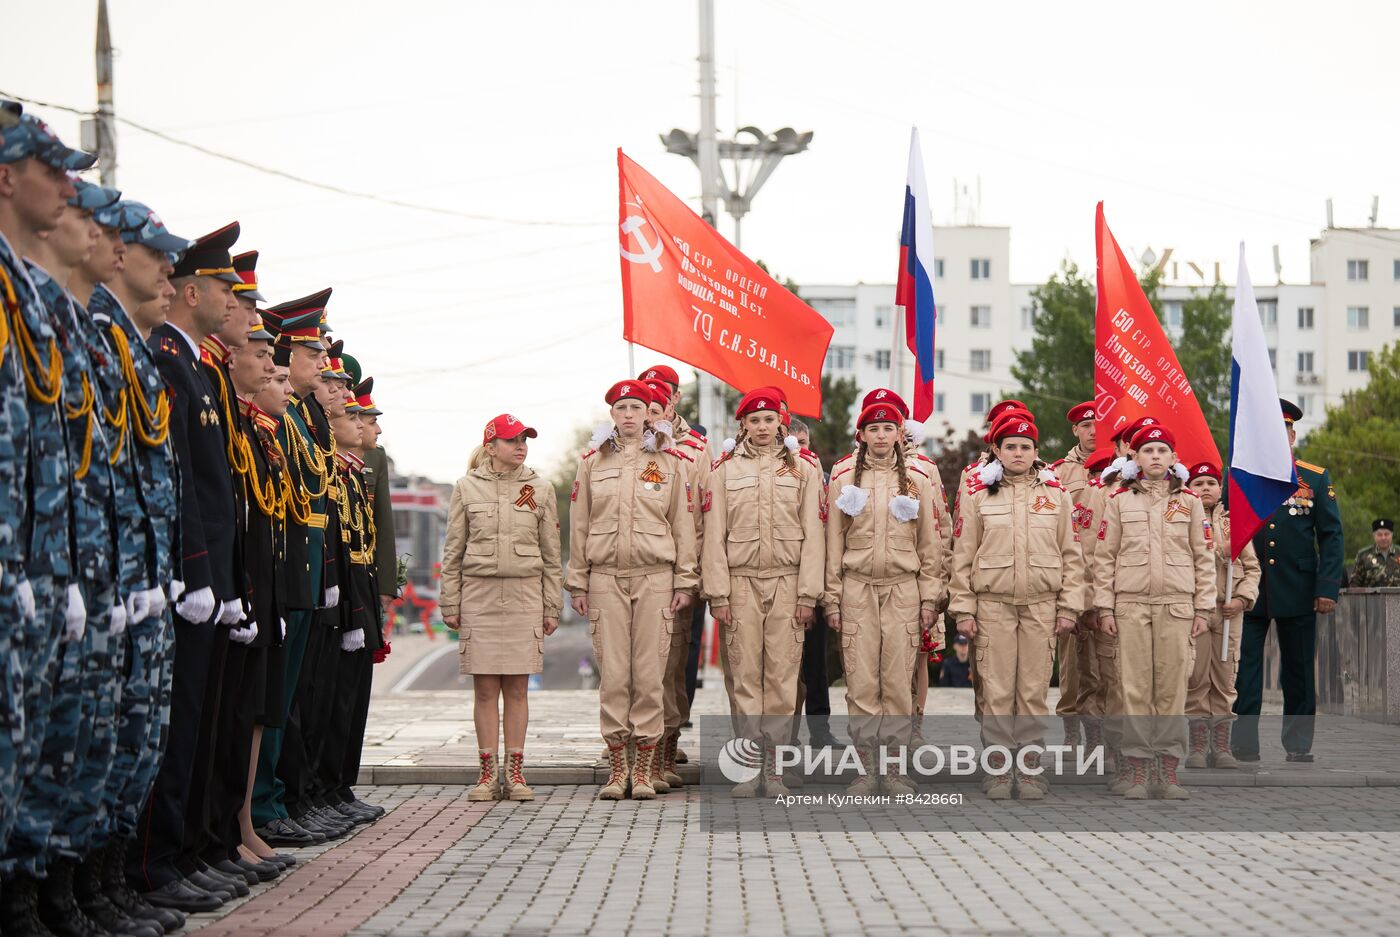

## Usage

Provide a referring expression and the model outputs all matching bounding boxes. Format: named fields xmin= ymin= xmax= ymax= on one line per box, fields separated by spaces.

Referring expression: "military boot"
xmin=1015 ymin=749 xmax=1047 ymax=801
xmin=37 ymin=858 xmax=107 ymax=937
xmin=599 ymin=743 xmax=630 ymax=800
xmin=630 ymin=743 xmax=658 ymax=800
xmin=1061 ymin=715 xmax=1081 ymax=752
xmin=985 ymin=750 xmax=1013 ymax=801
xmin=1108 ymin=748 xmax=1132 ymax=795
xmin=102 ymin=840 xmax=186 ymax=934
xmin=1158 ymin=755 xmax=1190 ymax=800
xmin=1211 ymin=723 xmax=1238 ymax=769
xmin=763 ymin=745 xmax=790 ymax=797
xmin=1083 ymin=717 xmax=1105 ymax=762
xmin=1 ymin=874 xmax=58 ymax=937
xmin=502 ymin=751 xmax=535 ymax=801
xmin=658 ymin=732 xmax=684 ymax=789
xmin=847 ymin=745 xmax=879 ymax=797
xmin=468 ymin=751 xmax=501 ymax=802
xmin=1185 ymin=720 xmax=1209 ymax=769
xmin=72 ymin=852 xmax=161 ymax=937
xmin=1121 ymin=756 xmax=1150 ymax=800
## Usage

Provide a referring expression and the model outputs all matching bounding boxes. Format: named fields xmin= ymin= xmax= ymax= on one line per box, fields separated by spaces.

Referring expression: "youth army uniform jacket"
xmin=1048 ymin=446 xmax=1099 ymax=725
xmin=823 ymin=452 xmax=945 ymax=747
xmin=947 ymin=469 xmax=1087 ymax=750
xmin=1185 ymin=504 xmax=1260 ymax=724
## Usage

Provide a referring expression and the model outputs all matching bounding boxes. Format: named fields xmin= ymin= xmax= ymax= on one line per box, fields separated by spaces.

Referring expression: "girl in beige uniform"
xmin=1183 ymin=461 xmax=1260 ymax=769
xmin=948 ymin=413 xmax=1086 ymax=801
xmin=825 ymin=403 xmax=946 ymax=795
xmin=440 ymin=414 xmax=562 ymax=802
xmin=703 ymin=389 xmax=824 ymax=797
xmin=568 ymin=381 xmax=698 ymax=801
xmin=1094 ymin=424 xmax=1215 ymax=800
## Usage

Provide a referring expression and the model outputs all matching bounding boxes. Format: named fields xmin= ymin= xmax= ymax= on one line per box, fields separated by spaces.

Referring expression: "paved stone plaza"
xmin=170 ymin=681 xmax=1400 ymax=936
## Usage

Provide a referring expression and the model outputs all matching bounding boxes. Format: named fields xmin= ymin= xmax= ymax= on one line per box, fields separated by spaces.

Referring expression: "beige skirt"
xmin=457 ymin=575 xmax=545 ymax=675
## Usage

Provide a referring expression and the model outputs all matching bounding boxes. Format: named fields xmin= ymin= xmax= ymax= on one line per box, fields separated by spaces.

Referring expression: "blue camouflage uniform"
xmin=0 ymin=108 xmax=94 ymax=879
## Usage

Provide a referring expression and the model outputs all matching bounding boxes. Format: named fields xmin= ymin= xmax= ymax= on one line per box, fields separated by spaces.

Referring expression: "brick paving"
xmin=191 ymin=783 xmax=1400 ymax=937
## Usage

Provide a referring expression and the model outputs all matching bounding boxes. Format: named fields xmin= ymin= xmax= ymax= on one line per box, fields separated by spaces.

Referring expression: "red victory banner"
xmin=1092 ymin=202 xmax=1220 ymax=468
xmin=617 ymin=150 xmax=833 ymax=417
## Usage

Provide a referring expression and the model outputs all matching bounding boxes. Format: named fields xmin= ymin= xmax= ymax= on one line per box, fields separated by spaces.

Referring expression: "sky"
xmin=7 ymin=0 xmax=1400 ymax=481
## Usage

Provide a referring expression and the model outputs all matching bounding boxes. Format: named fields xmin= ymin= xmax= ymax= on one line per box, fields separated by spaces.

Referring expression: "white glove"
xmin=145 ymin=585 xmax=167 ymax=620
xmin=16 ymin=575 xmax=36 ymax=621
xmin=125 ymin=589 xmax=150 ymax=624
xmin=229 ymin=620 xmax=258 ymax=644
xmin=169 ymin=579 xmax=186 ymax=602
xmin=176 ymin=586 xmax=216 ymax=624
xmin=279 ymin=618 xmax=287 ymax=641
xmin=341 ymin=628 xmax=365 ymax=652
xmin=322 ymin=585 xmax=340 ymax=608
xmin=215 ymin=599 xmax=244 ymax=626
xmin=64 ymin=583 xmax=87 ymax=641
xmin=110 ymin=601 xmax=128 ymax=636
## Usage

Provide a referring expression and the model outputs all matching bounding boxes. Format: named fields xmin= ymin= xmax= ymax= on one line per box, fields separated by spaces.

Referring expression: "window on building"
xmin=934 ymin=258 xmax=944 ymax=279
xmin=874 ymin=305 xmax=891 ymax=329
xmin=935 ymin=305 xmax=944 ymax=324
xmin=1258 ymin=300 xmax=1278 ymax=328
xmin=826 ymin=345 xmax=856 ymax=370
xmin=1348 ymin=306 xmax=1370 ymax=330
xmin=935 ymin=349 xmax=946 ymax=371
xmin=934 ymin=393 xmax=946 ymax=413
xmin=1162 ymin=301 xmax=1184 ymax=331
xmin=971 ymin=392 xmax=992 ymax=414
xmin=1394 ymin=259 xmax=1400 ymax=281
xmin=1394 ymin=306 xmax=1400 ymax=328
xmin=1347 ymin=259 xmax=1369 ymax=281
xmin=970 ymin=258 xmax=990 ymax=280
xmin=970 ymin=349 xmax=991 ymax=372
xmin=814 ymin=298 xmax=856 ymax=327
xmin=1298 ymin=395 xmax=1310 ymax=416
xmin=970 ymin=305 xmax=992 ymax=328
xmin=1268 ymin=348 xmax=1277 ymax=370
xmin=1297 ymin=351 xmax=1314 ymax=374
xmin=873 ymin=349 xmax=891 ymax=371
xmin=1348 ymin=350 xmax=1370 ymax=372
xmin=1297 ymin=307 xmax=1315 ymax=330
xmin=1020 ymin=305 xmax=1038 ymax=330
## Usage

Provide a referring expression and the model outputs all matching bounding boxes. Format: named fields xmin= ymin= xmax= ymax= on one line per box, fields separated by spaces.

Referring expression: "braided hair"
xmin=730 ymin=424 xmax=801 ymax=475
xmin=851 ymin=440 xmax=912 ymax=496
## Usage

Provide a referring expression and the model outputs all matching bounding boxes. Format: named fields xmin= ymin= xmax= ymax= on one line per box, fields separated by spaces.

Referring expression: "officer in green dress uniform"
xmin=1351 ymin=519 xmax=1400 ymax=588
xmin=1232 ymin=399 xmax=1344 ymax=763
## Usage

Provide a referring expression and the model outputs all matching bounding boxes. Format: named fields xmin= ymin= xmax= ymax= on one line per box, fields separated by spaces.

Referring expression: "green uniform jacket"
xmin=1248 ymin=460 xmax=1344 ymax=619
xmin=1352 ymin=546 xmax=1400 ymax=588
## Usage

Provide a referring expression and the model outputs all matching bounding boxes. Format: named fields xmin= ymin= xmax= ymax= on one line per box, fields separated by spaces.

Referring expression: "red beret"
xmin=1085 ymin=450 xmax=1114 ymax=473
xmin=861 ymin=388 xmax=910 ymax=419
xmin=1113 ymin=415 xmax=1159 ymax=443
xmin=986 ymin=399 xmax=1028 ymax=425
xmin=1131 ymin=424 xmax=1175 ymax=451
xmin=982 ymin=408 xmax=1032 ymax=444
xmin=1188 ymin=461 xmax=1221 ymax=482
xmin=642 ymin=379 xmax=672 ymax=407
xmin=639 ymin=364 xmax=680 ymax=388
xmin=736 ymin=389 xmax=782 ymax=419
xmin=1066 ymin=401 xmax=1096 ymax=424
xmin=604 ymin=380 xmax=651 ymax=406
xmin=992 ymin=414 xmax=1038 ymax=444
xmin=484 ymin=413 xmax=537 ymax=445
xmin=857 ymin=402 xmax=904 ymax=430
xmin=750 ymin=385 xmax=790 ymax=417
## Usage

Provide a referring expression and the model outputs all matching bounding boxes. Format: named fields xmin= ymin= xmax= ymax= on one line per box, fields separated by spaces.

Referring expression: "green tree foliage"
xmin=1298 ymin=342 xmax=1400 ymax=557
xmin=806 ymin=374 xmax=859 ymax=470
xmin=1175 ymin=284 xmax=1232 ymax=459
xmin=548 ymin=424 xmax=595 ymax=558
xmin=1010 ymin=261 xmax=1096 ymax=459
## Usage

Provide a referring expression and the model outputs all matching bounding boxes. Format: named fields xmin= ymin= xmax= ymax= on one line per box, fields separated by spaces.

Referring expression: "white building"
xmin=801 ymin=224 xmax=1400 ymax=442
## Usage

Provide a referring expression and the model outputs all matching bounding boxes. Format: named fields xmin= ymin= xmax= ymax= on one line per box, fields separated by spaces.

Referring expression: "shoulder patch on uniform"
xmin=1295 ymin=459 xmax=1325 ymax=474
xmin=665 ymin=446 xmax=695 ymax=463
xmin=156 ymin=335 xmax=180 ymax=357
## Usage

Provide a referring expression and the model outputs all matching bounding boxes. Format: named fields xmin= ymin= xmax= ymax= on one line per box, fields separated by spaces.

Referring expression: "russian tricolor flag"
xmin=896 ymin=128 xmax=938 ymax=422
xmin=1228 ymin=243 xmax=1297 ymax=560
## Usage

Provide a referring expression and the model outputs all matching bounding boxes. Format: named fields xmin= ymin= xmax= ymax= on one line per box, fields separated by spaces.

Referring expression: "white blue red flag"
xmin=895 ymin=128 xmax=938 ymax=422
xmin=1228 ymin=243 xmax=1297 ymax=560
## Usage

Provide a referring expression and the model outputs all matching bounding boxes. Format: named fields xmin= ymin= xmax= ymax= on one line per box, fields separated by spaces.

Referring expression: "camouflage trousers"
xmin=106 ymin=608 xmax=174 ymax=842
xmin=0 ymin=571 xmax=26 ymax=860
xmin=2 ymin=573 xmax=69 ymax=877
xmin=54 ymin=582 xmax=125 ymax=858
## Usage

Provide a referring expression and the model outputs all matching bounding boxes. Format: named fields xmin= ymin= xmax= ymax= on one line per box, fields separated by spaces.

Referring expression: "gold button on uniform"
xmin=1268 ymin=559 xmax=1276 ymax=565
xmin=1269 ymin=541 xmax=1276 ymax=547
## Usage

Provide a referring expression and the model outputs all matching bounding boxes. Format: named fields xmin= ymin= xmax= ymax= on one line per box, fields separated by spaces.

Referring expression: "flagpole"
xmin=1221 ymin=572 xmax=1232 ymax=662
xmin=889 ymin=306 xmax=902 ymax=392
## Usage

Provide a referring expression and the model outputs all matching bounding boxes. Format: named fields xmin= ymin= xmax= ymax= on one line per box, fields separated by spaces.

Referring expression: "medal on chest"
xmin=1287 ymin=482 xmax=1313 ymax=516
xmin=640 ymin=460 xmax=665 ymax=491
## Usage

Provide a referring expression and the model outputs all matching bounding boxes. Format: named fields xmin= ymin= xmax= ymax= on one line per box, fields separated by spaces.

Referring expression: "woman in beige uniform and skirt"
xmin=440 ymin=414 xmax=562 ymax=802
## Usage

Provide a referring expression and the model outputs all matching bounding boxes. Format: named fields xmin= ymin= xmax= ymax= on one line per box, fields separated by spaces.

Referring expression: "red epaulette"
xmin=908 ymin=464 xmax=930 ymax=480
xmin=688 ymin=427 xmax=706 ymax=441
xmin=666 ymin=446 xmax=694 ymax=463
xmin=964 ymin=477 xmax=988 ymax=496
xmin=1050 ymin=458 xmax=1066 ymax=469
xmin=711 ymin=452 xmax=732 ymax=472
xmin=582 ymin=448 xmax=598 ymax=460
xmin=1109 ymin=487 xmax=1130 ymax=499
xmin=1088 ymin=476 xmax=1104 ymax=489
xmin=798 ymin=447 xmax=821 ymax=467
xmin=679 ymin=436 xmax=705 ymax=451
xmin=1180 ymin=488 xmax=1200 ymax=499
xmin=914 ymin=452 xmax=936 ymax=464
xmin=831 ymin=465 xmax=852 ymax=484
xmin=1043 ymin=478 xmax=1064 ymax=491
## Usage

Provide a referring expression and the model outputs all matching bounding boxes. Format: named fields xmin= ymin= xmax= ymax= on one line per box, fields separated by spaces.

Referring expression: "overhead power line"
xmin=0 ymin=90 xmax=600 ymax=229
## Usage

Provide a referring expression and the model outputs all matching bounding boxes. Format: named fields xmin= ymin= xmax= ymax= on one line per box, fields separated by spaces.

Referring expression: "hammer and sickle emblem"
xmin=620 ymin=213 xmax=663 ymax=273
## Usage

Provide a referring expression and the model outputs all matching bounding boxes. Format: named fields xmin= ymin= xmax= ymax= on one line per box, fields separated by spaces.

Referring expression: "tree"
xmin=806 ymin=374 xmax=859 ymax=469
xmin=1174 ymin=284 xmax=1232 ymax=459
xmin=1010 ymin=261 xmax=1096 ymax=458
xmin=1298 ymin=342 xmax=1400 ymax=557
xmin=548 ymin=424 xmax=595 ymax=559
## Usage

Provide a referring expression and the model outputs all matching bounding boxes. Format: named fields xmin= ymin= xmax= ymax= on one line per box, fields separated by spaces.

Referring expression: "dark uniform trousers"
xmin=1233 ymin=613 xmax=1316 ymax=757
